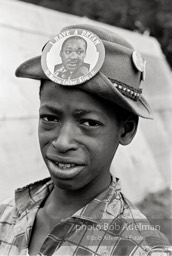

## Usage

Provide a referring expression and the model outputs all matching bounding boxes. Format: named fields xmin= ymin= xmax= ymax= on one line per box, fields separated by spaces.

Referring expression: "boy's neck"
xmin=44 ymin=174 xmax=111 ymax=219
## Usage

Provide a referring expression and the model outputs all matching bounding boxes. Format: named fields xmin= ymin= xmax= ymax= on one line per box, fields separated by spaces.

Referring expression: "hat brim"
xmin=15 ymin=56 xmax=153 ymax=119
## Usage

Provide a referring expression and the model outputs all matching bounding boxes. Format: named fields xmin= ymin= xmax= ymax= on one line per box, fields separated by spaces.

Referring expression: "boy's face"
xmin=60 ymin=38 xmax=86 ymax=72
xmin=39 ymin=81 xmax=122 ymax=192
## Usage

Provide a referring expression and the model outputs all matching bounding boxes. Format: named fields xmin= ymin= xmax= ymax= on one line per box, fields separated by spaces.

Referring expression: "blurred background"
xmin=0 ymin=0 xmax=171 ymax=242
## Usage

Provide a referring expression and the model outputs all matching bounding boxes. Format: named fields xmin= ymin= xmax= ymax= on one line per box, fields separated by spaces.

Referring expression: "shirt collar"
xmin=72 ymin=177 xmax=124 ymax=223
xmin=15 ymin=176 xmax=123 ymax=223
xmin=15 ymin=177 xmax=53 ymax=215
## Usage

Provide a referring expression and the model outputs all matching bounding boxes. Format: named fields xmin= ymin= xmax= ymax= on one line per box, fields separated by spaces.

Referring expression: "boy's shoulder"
xmin=0 ymin=196 xmax=17 ymax=243
xmin=105 ymin=191 xmax=171 ymax=253
xmin=0 ymin=196 xmax=16 ymax=219
xmin=0 ymin=177 xmax=52 ymax=222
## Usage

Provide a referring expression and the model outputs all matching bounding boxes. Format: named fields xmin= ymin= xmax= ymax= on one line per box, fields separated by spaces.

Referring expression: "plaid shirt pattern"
xmin=0 ymin=177 xmax=171 ymax=256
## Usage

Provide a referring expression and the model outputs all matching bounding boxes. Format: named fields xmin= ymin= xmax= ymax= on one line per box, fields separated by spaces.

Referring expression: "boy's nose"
xmin=52 ymin=123 xmax=78 ymax=153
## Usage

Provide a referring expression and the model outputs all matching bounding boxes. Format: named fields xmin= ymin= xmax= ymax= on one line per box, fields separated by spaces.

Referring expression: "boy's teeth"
xmin=56 ymin=162 xmax=75 ymax=169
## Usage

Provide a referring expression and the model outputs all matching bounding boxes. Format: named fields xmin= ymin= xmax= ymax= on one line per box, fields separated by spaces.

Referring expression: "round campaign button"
xmin=132 ymin=50 xmax=145 ymax=72
xmin=41 ymin=28 xmax=105 ymax=86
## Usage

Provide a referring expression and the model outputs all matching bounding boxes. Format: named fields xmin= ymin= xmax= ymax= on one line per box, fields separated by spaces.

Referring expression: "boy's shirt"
xmin=0 ymin=176 xmax=171 ymax=256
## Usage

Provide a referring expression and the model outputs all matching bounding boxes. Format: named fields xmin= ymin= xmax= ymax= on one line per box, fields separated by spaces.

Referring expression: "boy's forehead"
xmin=40 ymin=81 xmax=118 ymax=116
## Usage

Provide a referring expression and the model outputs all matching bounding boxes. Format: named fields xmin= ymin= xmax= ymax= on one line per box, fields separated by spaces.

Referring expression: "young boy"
xmin=0 ymin=24 xmax=171 ymax=256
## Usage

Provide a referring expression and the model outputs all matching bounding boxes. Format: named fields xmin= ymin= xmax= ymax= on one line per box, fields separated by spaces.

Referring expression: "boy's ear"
xmin=119 ymin=115 xmax=139 ymax=146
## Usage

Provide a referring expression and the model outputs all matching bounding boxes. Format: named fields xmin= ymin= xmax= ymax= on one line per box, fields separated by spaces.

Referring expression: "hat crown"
xmin=61 ymin=24 xmax=134 ymax=50
xmin=15 ymin=23 xmax=152 ymax=119
xmin=61 ymin=24 xmax=143 ymax=91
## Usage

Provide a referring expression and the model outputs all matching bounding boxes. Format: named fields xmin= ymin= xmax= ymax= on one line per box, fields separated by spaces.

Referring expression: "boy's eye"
xmin=81 ymin=120 xmax=101 ymax=127
xmin=40 ymin=115 xmax=59 ymax=122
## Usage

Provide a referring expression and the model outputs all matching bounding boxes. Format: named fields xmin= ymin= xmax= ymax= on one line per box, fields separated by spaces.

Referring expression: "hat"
xmin=15 ymin=24 xmax=153 ymax=119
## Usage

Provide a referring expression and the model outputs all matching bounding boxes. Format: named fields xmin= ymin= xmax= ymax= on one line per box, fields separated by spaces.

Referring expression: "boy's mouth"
xmin=55 ymin=162 xmax=77 ymax=169
xmin=48 ymin=160 xmax=85 ymax=179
